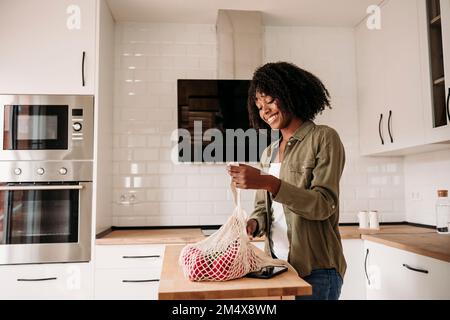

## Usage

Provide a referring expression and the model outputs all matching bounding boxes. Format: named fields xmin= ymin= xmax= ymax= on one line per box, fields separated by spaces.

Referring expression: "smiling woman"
xmin=228 ymin=61 xmax=346 ymax=301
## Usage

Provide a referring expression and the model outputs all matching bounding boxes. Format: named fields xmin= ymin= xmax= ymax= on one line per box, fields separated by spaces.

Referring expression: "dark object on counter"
xmin=246 ymin=266 xmax=288 ymax=279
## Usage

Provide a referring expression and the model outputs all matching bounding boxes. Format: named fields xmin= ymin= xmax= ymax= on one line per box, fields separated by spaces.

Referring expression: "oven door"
xmin=0 ymin=182 xmax=92 ymax=265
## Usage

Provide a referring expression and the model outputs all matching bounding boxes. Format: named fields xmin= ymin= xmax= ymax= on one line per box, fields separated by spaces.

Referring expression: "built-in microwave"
xmin=0 ymin=95 xmax=94 ymax=161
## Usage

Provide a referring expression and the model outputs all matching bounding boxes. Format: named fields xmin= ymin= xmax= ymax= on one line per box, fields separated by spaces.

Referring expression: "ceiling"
xmin=106 ymin=0 xmax=383 ymax=27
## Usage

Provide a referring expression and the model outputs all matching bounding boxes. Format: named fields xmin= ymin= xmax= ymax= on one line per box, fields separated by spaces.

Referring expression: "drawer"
xmin=95 ymin=244 xmax=165 ymax=269
xmin=94 ymin=268 xmax=160 ymax=300
xmin=0 ymin=263 xmax=93 ymax=300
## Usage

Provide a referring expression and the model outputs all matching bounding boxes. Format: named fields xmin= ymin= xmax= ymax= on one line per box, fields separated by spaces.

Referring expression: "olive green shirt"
xmin=250 ymin=120 xmax=347 ymax=279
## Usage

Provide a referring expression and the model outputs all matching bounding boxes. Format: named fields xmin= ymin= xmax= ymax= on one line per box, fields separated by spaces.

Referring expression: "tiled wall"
xmin=112 ymin=22 xmax=406 ymax=227
xmin=404 ymin=149 xmax=450 ymax=226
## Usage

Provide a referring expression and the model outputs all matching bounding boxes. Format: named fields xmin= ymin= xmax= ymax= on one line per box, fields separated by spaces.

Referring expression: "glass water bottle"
xmin=436 ymin=190 xmax=450 ymax=234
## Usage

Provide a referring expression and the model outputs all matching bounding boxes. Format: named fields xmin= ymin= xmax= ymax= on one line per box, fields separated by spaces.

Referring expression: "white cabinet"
xmin=340 ymin=239 xmax=366 ymax=300
xmin=94 ymin=244 xmax=166 ymax=300
xmin=0 ymin=0 xmax=96 ymax=94
xmin=364 ymin=240 xmax=450 ymax=300
xmin=356 ymin=0 xmax=426 ymax=156
xmin=0 ymin=263 xmax=94 ymax=300
xmin=418 ymin=0 xmax=450 ymax=143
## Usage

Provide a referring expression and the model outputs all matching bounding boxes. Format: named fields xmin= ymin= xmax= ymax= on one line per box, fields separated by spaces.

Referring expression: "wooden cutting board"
xmin=158 ymin=245 xmax=312 ymax=300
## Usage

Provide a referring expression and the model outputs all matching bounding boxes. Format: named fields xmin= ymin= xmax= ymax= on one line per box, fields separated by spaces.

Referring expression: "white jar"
xmin=358 ymin=211 xmax=369 ymax=229
xmin=369 ymin=211 xmax=380 ymax=230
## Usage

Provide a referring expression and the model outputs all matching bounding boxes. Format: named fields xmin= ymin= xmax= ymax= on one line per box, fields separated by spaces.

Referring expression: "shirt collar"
xmin=266 ymin=120 xmax=315 ymax=164
xmin=291 ymin=120 xmax=315 ymax=142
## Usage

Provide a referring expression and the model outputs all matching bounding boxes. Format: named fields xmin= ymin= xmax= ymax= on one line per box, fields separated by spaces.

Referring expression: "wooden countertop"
xmin=96 ymin=228 xmax=206 ymax=245
xmin=362 ymin=233 xmax=450 ymax=263
xmin=158 ymin=245 xmax=312 ymax=300
xmin=339 ymin=225 xmax=435 ymax=239
xmin=96 ymin=225 xmax=435 ymax=244
xmin=96 ymin=225 xmax=449 ymax=264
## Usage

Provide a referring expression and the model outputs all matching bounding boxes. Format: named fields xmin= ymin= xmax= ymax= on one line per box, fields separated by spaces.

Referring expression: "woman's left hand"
xmin=227 ymin=164 xmax=281 ymax=194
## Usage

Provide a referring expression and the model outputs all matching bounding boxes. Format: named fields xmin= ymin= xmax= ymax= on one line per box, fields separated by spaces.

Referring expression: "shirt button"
xmin=332 ymin=205 xmax=336 ymax=209
xmin=287 ymin=142 xmax=292 ymax=146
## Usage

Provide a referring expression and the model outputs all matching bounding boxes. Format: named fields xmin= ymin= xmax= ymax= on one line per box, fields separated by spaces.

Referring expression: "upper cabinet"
xmin=356 ymin=0 xmax=425 ymax=156
xmin=418 ymin=0 xmax=450 ymax=143
xmin=356 ymin=0 xmax=450 ymax=156
xmin=0 ymin=0 xmax=96 ymax=94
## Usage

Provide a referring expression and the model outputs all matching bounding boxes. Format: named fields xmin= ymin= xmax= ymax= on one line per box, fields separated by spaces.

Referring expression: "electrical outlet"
xmin=410 ymin=192 xmax=422 ymax=201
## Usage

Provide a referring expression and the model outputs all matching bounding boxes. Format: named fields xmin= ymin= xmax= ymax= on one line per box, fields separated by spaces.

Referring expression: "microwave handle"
xmin=0 ymin=185 xmax=84 ymax=191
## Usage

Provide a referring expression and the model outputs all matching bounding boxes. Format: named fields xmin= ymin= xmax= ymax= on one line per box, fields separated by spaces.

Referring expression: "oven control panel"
xmin=71 ymin=108 xmax=84 ymax=141
xmin=0 ymin=161 xmax=93 ymax=182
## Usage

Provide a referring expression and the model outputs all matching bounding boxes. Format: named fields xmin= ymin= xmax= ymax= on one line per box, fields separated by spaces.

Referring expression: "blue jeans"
xmin=296 ymin=269 xmax=343 ymax=300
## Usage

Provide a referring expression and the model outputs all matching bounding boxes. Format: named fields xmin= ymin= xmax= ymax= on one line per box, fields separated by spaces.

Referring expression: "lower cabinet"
xmin=0 ymin=263 xmax=94 ymax=300
xmin=94 ymin=244 xmax=166 ymax=300
xmin=340 ymin=239 xmax=366 ymax=300
xmin=364 ymin=240 xmax=450 ymax=300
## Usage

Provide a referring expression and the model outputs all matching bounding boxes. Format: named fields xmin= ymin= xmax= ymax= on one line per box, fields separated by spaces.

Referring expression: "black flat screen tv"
xmin=177 ymin=79 xmax=277 ymax=163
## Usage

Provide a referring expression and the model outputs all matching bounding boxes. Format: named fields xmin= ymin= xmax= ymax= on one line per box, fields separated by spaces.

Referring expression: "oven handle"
xmin=0 ymin=185 xmax=84 ymax=191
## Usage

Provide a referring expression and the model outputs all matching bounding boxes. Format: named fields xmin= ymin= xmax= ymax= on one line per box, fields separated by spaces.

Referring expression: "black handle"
xmin=402 ymin=264 xmax=429 ymax=274
xmin=388 ymin=110 xmax=393 ymax=143
xmin=446 ymin=88 xmax=450 ymax=122
xmin=364 ymin=249 xmax=370 ymax=286
xmin=122 ymin=255 xmax=160 ymax=259
xmin=17 ymin=277 xmax=57 ymax=282
xmin=378 ymin=114 xmax=384 ymax=145
xmin=122 ymin=279 xmax=159 ymax=283
xmin=82 ymin=51 xmax=86 ymax=87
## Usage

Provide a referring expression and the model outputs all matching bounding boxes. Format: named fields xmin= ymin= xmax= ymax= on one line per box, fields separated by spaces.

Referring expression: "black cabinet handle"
xmin=388 ymin=110 xmax=393 ymax=143
xmin=446 ymin=88 xmax=450 ymax=122
xmin=122 ymin=255 xmax=160 ymax=259
xmin=82 ymin=51 xmax=86 ymax=87
xmin=402 ymin=264 xmax=429 ymax=274
xmin=378 ymin=114 xmax=384 ymax=145
xmin=364 ymin=248 xmax=370 ymax=286
xmin=17 ymin=277 xmax=57 ymax=282
xmin=122 ymin=279 xmax=159 ymax=283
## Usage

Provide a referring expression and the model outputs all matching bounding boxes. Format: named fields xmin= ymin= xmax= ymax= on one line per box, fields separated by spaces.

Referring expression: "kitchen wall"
xmin=404 ymin=149 xmax=450 ymax=226
xmin=112 ymin=22 xmax=406 ymax=227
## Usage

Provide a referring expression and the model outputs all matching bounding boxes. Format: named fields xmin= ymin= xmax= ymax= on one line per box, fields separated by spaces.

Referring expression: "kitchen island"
xmin=158 ymin=245 xmax=312 ymax=300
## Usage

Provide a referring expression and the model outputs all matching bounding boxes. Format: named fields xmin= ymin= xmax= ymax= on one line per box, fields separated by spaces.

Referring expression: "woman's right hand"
xmin=246 ymin=219 xmax=258 ymax=238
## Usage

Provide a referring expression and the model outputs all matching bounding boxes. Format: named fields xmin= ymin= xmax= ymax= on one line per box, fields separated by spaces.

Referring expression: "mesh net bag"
xmin=179 ymin=180 xmax=296 ymax=282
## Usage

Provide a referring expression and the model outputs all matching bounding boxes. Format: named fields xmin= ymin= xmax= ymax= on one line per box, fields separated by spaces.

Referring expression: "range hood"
xmin=216 ymin=9 xmax=263 ymax=79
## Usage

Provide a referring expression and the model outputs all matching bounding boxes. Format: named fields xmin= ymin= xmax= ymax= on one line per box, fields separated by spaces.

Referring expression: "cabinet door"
xmin=340 ymin=240 xmax=366 ymax=300
xmin=364 ymin=240 xmax=450 ymax=300
xmin=418 ymin=0 xmax=450 ymax=143
xmin=442 ymin=0 xmax=450 ymax=120
xmin=0 ymin=0 xmax=96 ymax=94
xmin=356 ymin=18 xmax=387 ymax=155
xmin=382 ymin=0 xmax=425 ymax=151
xmin=0 ymin=263 xmax=94 ymax=300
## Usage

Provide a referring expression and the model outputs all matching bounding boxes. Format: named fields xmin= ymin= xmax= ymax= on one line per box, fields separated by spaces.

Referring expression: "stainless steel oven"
xmin=0 ymin=161 xmax=92 ymax=265
xmin=0 ymin=95 xmax=93 ymax=161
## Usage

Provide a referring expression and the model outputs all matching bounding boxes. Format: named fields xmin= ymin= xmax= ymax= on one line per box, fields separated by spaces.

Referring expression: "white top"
xmin=268 ymin=163 xmax=290 ymax=261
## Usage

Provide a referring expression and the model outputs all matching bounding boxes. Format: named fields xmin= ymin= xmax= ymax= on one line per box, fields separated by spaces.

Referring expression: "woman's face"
xmin=255 ymin=91 xmax=292 ymax=130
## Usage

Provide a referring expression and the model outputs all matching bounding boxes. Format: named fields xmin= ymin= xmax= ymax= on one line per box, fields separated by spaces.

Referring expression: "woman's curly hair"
xmin=247 ymin=62 xmax=331 ymax=129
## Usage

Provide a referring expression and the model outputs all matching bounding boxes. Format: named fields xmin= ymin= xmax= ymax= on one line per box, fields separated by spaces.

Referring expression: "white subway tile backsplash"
xmin=160 ymin=202 xmax=187 ymax=216
xmin=159 ymin=175 xmax=186 ymax=188
xmin=186 ymin=175 xmax=214 ymax=187
xmin=133 ymin=202 xmax=160 ymax=216
xmin=187 ymin=202 xmax=214 ymax=216
xmin=368 ymin=199 xmax=394 ymax=212
xmin=147 ymin=189 xmax=172 ymax=202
